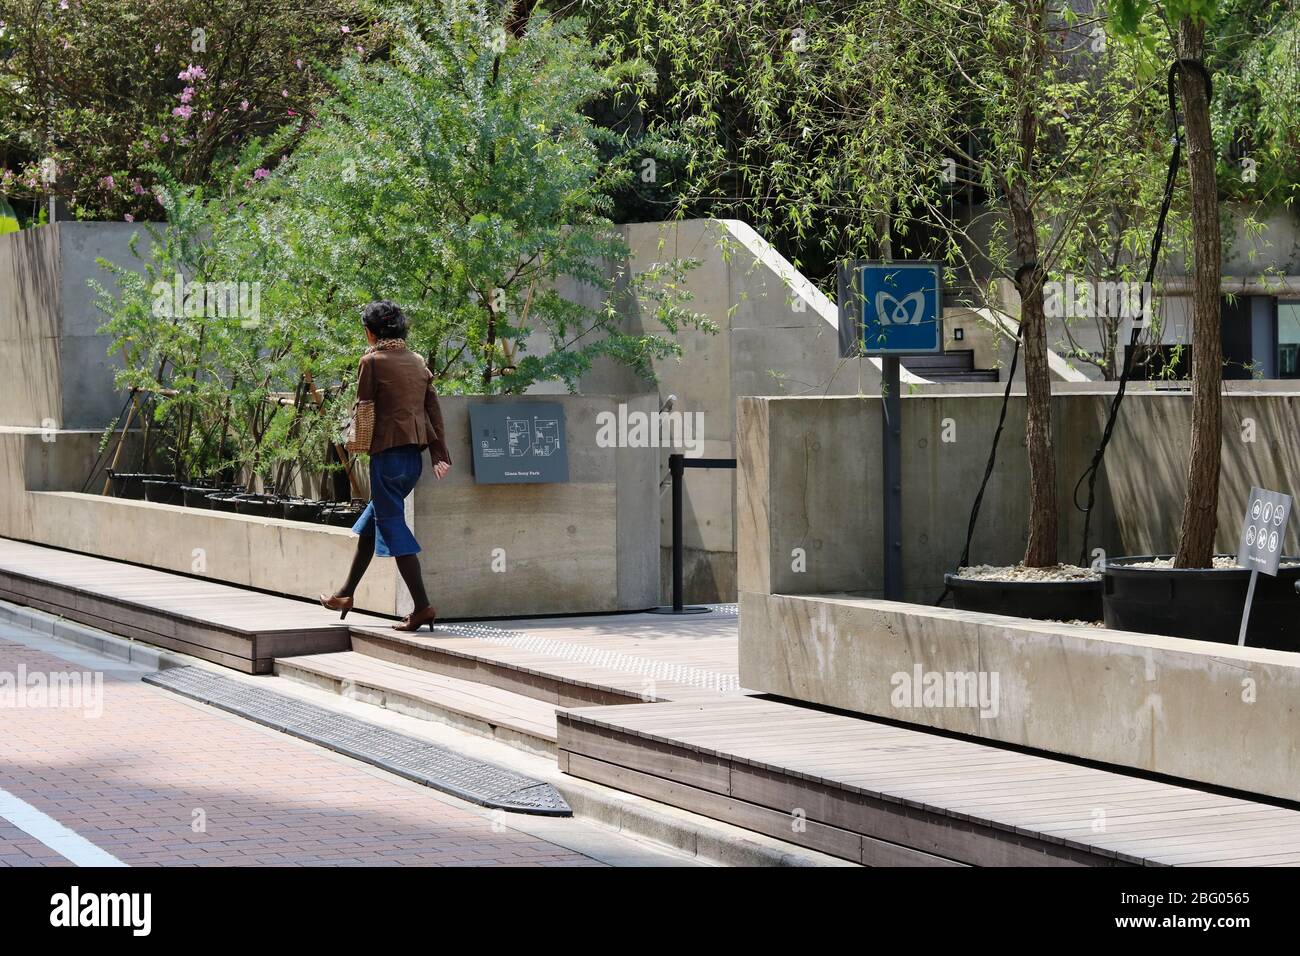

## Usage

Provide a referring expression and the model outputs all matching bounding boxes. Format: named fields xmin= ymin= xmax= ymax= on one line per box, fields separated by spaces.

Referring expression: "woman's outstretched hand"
xmin=433 ymin=460 xmax=451 ymax=480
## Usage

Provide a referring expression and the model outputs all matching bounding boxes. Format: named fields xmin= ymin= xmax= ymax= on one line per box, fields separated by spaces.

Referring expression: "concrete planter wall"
xmin=738 ymin=386 xmax=1300 ymax=604
xmin=0 ymin=393 xmax=660 ymax=619
xmin=737 ymin=390 xmax=1300 ymax=801
xmin=740 ymin=590 xmax=1300 ymax=803
xmin=0 ymin=224 xmax=660 ymax=619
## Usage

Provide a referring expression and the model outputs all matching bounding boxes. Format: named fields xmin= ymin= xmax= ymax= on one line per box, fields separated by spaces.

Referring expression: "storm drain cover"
xmin=144 ymin=666 xmax=570 ymax=816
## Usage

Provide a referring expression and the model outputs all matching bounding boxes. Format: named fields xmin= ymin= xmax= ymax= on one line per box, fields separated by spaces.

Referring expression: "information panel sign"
xmin=468 ymin=402 xmax=569 ymax=484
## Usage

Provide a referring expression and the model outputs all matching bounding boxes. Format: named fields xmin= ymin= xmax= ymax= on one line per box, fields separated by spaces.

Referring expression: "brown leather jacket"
xmin=352 ymin=343 xmax=452 ymax=465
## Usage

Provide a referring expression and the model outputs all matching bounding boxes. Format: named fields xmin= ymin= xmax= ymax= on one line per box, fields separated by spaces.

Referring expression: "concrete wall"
xmin=411 ymin=394 xmax=660 ymax=618
xmin=0 ymin=426 xmax=403 ymax=615
xmin=579 ymin=219 xmax=924 ymax=604
xmin=0 ymin=226 xmax=62 ymax=427
xmin=5 ymin=218 xmax=879 ymax=606
xmin=736 ymin=388 xmax=1300 ymax=800
xmin=0 ymin=393 xmax=661 ymax=619
xmin=0 ymin=223 xmax=149 ymax=429
xmin=739 ymin=591 xmax=1300 ymax=802
xmin=738 ymin=385 xmax=1300 ymax=605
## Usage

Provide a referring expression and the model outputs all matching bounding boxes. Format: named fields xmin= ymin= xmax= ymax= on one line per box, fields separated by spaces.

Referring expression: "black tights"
xmin=336 ymin=532 xmax=430 ymax=611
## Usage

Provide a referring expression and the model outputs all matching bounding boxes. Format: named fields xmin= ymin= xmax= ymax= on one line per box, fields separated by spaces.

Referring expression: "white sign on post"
xmin=1235 ymin=486 xmax=1292 ymax=646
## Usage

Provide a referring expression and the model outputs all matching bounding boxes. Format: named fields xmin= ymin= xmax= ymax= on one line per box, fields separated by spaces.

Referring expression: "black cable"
xmin=1071 ymin=59 xmax=1207 ymax=565
xmin=934 ymin=304 xmax=1024 ymax=607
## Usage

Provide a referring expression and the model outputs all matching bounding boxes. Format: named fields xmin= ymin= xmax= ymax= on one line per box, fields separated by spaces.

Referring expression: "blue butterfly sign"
xmin=858 ymin=262 xmax=941 ymax=355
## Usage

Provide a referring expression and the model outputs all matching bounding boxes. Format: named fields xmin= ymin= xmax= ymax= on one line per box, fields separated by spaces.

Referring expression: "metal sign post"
xmin=1235 ymin=486 xmax=1291 ymax=646
xmin=882 ymin=355 xmax=902 ymax=599
xmin=842 ymin=261 xmax=942 ymax=601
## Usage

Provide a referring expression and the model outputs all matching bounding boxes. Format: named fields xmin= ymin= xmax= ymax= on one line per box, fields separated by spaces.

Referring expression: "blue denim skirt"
xmin=352 ymin=445 xmax=423 ymax=557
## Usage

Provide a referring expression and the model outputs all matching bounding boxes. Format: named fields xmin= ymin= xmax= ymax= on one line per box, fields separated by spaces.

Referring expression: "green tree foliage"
xmin=91 ymin=1 xmax=709 ymax=491
xmin=91 ymin=171 xmax=288 ymax=486
xmin=0 ymin=0 xmax=381 ymax=222
xmin=1212 ymin=0 xmax=1299 ymax=205
xmin=583 ymin=0 xmax=1192 ymax=566
xmin=224 ymin=0 xmax=708 ymax=396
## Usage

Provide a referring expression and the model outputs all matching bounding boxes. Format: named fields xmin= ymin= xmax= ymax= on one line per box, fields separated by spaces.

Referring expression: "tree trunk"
xmin=1007 ymin=0 xmax=1057 ymax=568
xmin=1173 ymin=19 xmax=1222 ymax=569
xmin=1010 ymin=178 xmax=1059 ymax=567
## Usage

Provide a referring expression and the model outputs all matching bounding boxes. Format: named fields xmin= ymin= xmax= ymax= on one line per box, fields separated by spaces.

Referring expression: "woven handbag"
xmin=345 ymin=400 xmax=374 ymax=454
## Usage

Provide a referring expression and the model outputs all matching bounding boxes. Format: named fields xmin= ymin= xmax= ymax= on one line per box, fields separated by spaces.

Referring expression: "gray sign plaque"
xmin=468 ymin=402 xmax=569 ymax=484
xmin=1236 ymin=486 xmax=1291 ymax=576
xmin=1235 ymin=486 xmax=1292 ymax=647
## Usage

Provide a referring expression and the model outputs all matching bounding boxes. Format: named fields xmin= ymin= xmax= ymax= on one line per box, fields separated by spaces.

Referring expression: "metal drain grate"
xmin=144 ymin=666 xmax=570 ymax=816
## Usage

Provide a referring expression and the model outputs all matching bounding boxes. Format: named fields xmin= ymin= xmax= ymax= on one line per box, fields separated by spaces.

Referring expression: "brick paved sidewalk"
xmin=0 ymin=637 xmax=601 ymax=867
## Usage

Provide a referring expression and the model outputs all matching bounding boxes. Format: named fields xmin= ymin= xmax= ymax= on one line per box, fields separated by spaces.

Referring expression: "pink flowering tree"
xmin=0 ymin=0 xmax=382 ymax=222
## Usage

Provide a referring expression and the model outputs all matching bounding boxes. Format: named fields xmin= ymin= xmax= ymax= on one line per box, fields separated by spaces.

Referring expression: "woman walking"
xmin=321 ymin=301 xmax=451 ymax=631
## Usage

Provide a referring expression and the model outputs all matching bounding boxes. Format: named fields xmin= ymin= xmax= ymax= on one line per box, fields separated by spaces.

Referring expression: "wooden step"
xmin=0 ymin=537 xmax=387 ymax=673
xmin=348 ymin=613 xmax=747 ymax=710
xmin=558 ymin=696 xmax=1300 ymax=867
xmin=275 ymin=650 xmax=560 ymax=755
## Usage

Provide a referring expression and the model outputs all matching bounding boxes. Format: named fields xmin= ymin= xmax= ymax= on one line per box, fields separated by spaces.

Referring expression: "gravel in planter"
xmin=945 ymin=563 xmax=1104 ymax=622
xmin=953 ymin=563 xmax=1101 ymax=582
xmin=1120 ymin=556 xmax=1300 ymax=570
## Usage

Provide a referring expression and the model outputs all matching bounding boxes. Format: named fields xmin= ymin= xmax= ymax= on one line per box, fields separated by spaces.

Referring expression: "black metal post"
xmin=649 ymin=454 xmax=734 ymax=615
xmin=670 ymin=453 xmax=685 ymax=611
xmin=883 ymin=356 xmax=903 ymax=599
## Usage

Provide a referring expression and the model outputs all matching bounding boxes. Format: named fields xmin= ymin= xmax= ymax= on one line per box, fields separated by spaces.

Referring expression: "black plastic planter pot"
xmin=108 ymin=472 xmax=171 ymax=500
xmin=142 ymin=479 xmax=184 ymax=505
xmin=282 ymin=498 xmax=324 ymax=522
xmin=1102 ymin=555 xmax=1300 ymax=651
xmin=206 ymin=492 xmax=239 ymax=513
xmin=181 ymin=484 xmax=216 ymax=508
xmin=233 ymin=494 xmax=283 ymax=518
xmin=944 ymin=573 xmax=1104 ymax=622
xmin=323 ymin=505 xmax=363 ymax=528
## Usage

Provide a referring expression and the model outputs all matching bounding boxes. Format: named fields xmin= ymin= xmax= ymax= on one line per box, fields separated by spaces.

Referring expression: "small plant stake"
xmin=1236 ymin=487 xmax=1291 ymax=646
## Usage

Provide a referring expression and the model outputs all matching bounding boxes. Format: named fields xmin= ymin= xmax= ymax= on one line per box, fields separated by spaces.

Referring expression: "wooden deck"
xmin=349 ymin=610 xmax=746 ymax=708
xmin=0 ymin=538 xmax=388 ymax=673
xmin=558 ymin=696 xmax=1300 ymax=867
xmin=11 ymin=535 xmax=1299 ymax=867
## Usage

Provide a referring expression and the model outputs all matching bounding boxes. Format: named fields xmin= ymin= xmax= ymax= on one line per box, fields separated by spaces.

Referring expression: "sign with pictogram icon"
xmin=1235 ymin=486 xmax=1292 ymax=646
xmin=1237 ymin=487 xmax=1290 ymax=576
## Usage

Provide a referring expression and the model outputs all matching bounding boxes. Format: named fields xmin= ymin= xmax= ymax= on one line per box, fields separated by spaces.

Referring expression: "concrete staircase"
xmin=900 ymin=349 xmax=997 ymax=382
xmin=275 ymin=650 xmax=562 ymax=756
xmin=273 ymin=612 xmax=745 ymax=759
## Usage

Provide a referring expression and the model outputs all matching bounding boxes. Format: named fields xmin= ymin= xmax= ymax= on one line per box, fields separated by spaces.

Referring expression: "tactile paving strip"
xmin=144 ymin=666 xmax=571 ymax=816
xmin=435 ymin=621 xmax=742 ymax=695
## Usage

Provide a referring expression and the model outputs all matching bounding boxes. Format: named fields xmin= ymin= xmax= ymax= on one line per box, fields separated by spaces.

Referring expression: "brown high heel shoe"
xmin=319 ymin=593 xmax=354 ymax=619
xmin=393 ymin=605 xmax=437 ymax=632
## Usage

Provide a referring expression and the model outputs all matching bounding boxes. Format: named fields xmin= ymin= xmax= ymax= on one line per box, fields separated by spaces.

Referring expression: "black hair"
xmin=361 ymin=300 xmax=410 ymax=340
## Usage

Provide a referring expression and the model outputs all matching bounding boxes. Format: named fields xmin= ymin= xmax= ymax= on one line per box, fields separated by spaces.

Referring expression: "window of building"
xmin=1278 ymin=301 xmax=1300 ymax=378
